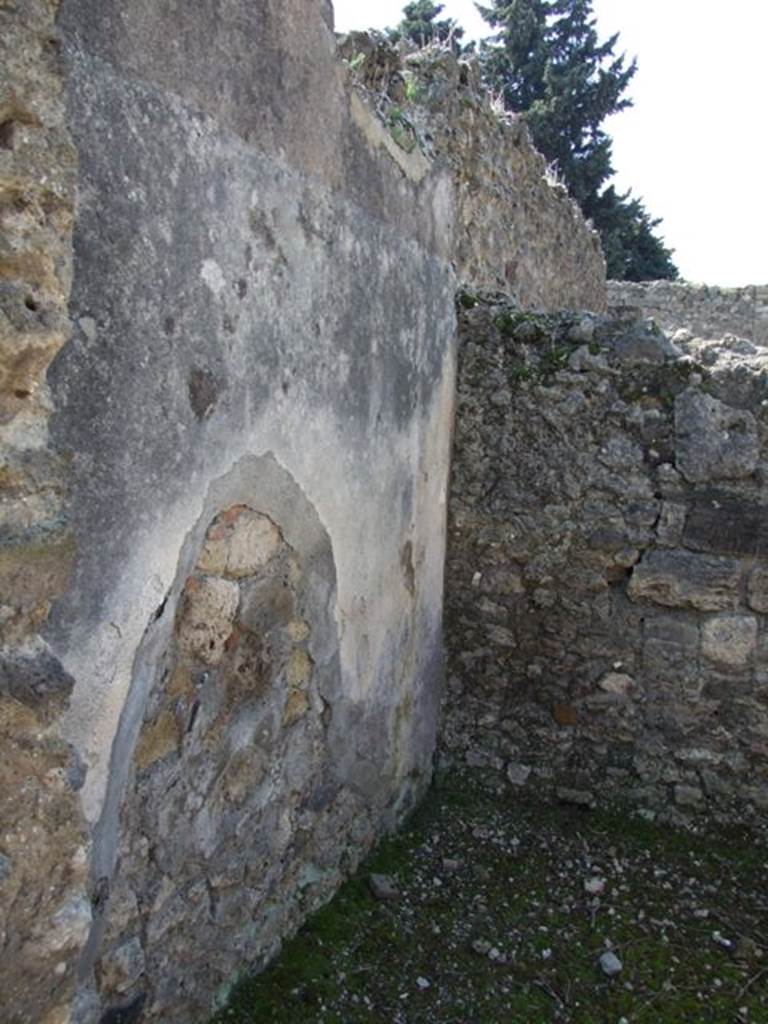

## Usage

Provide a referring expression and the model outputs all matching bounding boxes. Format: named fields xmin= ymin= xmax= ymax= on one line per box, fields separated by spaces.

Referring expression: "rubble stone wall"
xmin=608 ymin=280 xmax=768 ymax=346
xmin=444 ymin=294 xmax=768 ymax=827
xmin=2 ymin=4 xmax=615 ymax=1023
xmin=0 ymin=3 xmax=90 ymax=1023
xmin=339 ymin=34 xmax=607 ymax=313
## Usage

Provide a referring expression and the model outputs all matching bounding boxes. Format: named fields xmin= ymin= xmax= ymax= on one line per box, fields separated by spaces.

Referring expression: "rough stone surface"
xmin=91 ymin=500 xmax=355 ymax=1020
xmin=627 ymin=550 xmax=742 ymax=611
xmin=701 ymin=615 xmax=758 ymax=668
xmin=748 ymin=566 xmax=768 ymax=614
xmin=1 ymin=2 xmax=469 ymax=1021
xmin=608 ymin=280 xmax=768 ymax=347
xmin=675 ymin=390 xmax=759 ymax=483
xmin=339 ymin=33 xmax=606 ymax=312
xmin=443 ymin=296 xmax=768 ymax=826
xmin=0 ymin=3 xmax=87 ymax=1022
xmin=10 ymin=7 xmax=753 ymax=1024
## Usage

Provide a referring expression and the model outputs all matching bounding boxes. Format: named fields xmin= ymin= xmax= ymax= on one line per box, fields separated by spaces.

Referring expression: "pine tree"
xmin=388 ymin=1 xmax=464 ymax=49
xmin=478 ymin=0 xmax=677 ymax=280
xmin=593 ymin=187 xmax=678 ymax=282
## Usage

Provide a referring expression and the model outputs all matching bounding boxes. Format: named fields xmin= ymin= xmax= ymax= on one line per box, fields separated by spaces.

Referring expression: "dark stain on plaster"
xmin=400 ymin=540 xmax=415 ymax=596
xmin=98 ymin=993 xmax=146 ymax=1024
xmin=0 ymin=119 xmax=16 ymax=150
xmin=188 ymin=367 xmax=219 ymax=420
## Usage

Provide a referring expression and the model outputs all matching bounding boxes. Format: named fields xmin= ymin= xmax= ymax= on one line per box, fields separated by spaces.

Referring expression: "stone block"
xmin=674 ymin=784 xmax=704 ymax=807
xmin=597 ymin=672 xmax=635 ymax=697
xmin=0 ymin=536 xmax=75 ymax=609
xmin=0 ymin=648 xmax=74 ymax=711
xmin=177 ymin=575 xmax=239 ymax=666
xmin=701 ymin=615 xmax=757 ymax=668
xmin=683 ymin=491 xmax=767 ymax=557
xmin=97 ymin=937 xmax=145 ymax=995
xmin=674 ymin=389 xmax=758 ymax=483
xmin=628 ymin=550 xmax=741 ymax=611
xmin=506 ymin=762 xmax=532 ymax=786
xmin=197 ymin=507 xmax=281 ymax=579
xmin=656 ymin=502 xmax=686 ymax=547
xmin=613 ymin=323 xmax=681 ymax=366
xmin=747 ymin=565 xmax=768 ymax=613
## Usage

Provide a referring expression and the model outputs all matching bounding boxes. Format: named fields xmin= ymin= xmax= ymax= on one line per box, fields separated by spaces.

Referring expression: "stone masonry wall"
xmin=444 ymin=293 xmax=768 ymax=826
xmin=608 ymin=280 xmax=768 ymax=347
xmin=339 ymin=33 xmax=607 ymax=313
xmin=0 ymin=4 xmax=90 ymax=1023
xmin=2 ymin=5 xmax=609 ymax=1023
xmin=1 ymin=1 xmax=458 ymax=1021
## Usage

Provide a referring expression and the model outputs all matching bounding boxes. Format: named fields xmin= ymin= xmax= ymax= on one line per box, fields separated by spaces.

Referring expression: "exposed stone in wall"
xmin=85 ymin=498 xmax=362 ymax=1020
xmin=608 ymin=280 xmax=768 ymax=347
xmin=444 ymin=294 xmax=768 ymax=825
xmin=339 ymin=33 xmax=607 ymax=313
xmin=0 ymin=4 xmax=89 ymax=1022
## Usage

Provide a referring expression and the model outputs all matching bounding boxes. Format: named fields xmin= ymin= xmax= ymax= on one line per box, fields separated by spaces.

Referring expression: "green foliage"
xmin=388 ymin=0 xmax=464 ymax=50
xmin=346 ymin=52 xmax=366 ymax=74
xmin=593 ymin=185 xmax=679 ymax=281
xmin=388 ymin=107 xmax=418 ymax=152
xmin=477 ymin=0 xmax=678 ymax=281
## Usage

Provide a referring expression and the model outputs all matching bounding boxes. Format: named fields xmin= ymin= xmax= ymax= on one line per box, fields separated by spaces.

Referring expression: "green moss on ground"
xmin=210 ymin=774 xmax=768 ymax=1024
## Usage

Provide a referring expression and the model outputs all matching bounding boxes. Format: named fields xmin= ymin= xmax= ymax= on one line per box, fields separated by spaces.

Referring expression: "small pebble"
xmin=368 ymin=874 xmax=398 ymax=901
xmin=599 ymin=951 xmax=623 ymax=977
xmin=416 ymin=976 xmax=430 ymax=990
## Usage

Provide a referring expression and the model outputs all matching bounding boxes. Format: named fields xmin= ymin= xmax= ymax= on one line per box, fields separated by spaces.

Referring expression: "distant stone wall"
xmin=444 ymin=294 xmax=768 ymax=826
xmin=608 ymin=280 xmax=768 ymax=346
xmin=340 ymin=35 xmax=607 ymax=313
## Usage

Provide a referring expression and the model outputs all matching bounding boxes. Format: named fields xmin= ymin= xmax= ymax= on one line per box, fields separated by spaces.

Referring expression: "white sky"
xmin=332 ymin=0 xmax=768 ymax=286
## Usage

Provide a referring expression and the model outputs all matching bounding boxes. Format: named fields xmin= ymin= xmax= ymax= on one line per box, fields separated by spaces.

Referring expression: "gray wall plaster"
xmin=49 ymin=0 xmax=456 ymax=835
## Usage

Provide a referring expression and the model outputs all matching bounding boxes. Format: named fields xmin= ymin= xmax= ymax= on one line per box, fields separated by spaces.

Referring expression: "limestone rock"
xmin=747 ymin=565 xmax=768 ymax=613
xmin=197 ymin=507 xmax=281 ymax=579
xmin=628 ymin=550 xmax=740 ymax=611
xmin=567 ymin=316 xmax=596 ymax=344
xmin=701 ymin=615 xmax=757 ymax=668
xmin=674 ymin=784 xmax=705 ymax=807
xmin=368 ymin=874 xmax=398 ymax=900
xmin=613 ymin=322 xmax=681 ymax=366
xmin=176 ymin=575 xmax=239 ymax=666
xmin=568 ymin=345 xmax=608 ymax=373
xmin=506 ymin=762 xmax=532 ymax=786
xmin=98 ymin=937 xmax=145 ymax=995
xmin=656 ymin=502 xmax=687 ymax=547
xmin=674 ymin=389 xmax=758 ymax=483
xmin=683 ymin=492 xmax=767 ymax=557
xmin=597 ymin=673 xmax=634 ymax=698
xmin=599 ymin=951 xmax=623 ymax=977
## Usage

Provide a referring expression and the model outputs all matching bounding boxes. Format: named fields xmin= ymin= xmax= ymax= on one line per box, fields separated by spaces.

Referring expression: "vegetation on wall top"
xmin=386 ymin=0 xmax=679 ymax=282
